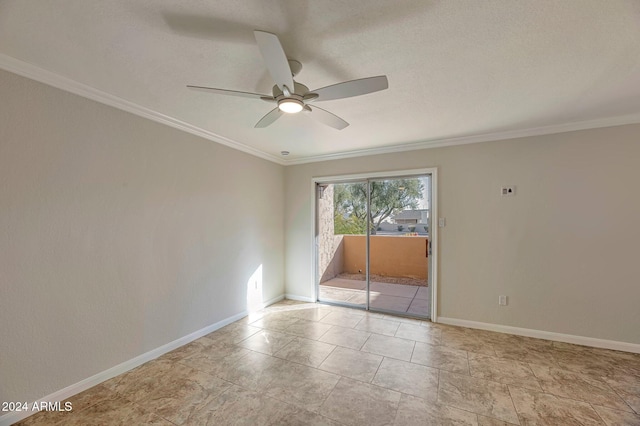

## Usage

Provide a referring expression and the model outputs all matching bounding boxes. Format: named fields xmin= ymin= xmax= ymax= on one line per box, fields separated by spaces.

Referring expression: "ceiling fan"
xmin=187 ymin=30 xmax=389 ymax=130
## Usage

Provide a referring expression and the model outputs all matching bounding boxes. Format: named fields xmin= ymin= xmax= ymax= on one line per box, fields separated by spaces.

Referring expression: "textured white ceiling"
xmin=1 ymin=0 xmax=639 ymax=163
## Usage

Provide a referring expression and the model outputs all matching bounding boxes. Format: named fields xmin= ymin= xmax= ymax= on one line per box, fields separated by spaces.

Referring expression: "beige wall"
xmin=285 ymin=124 xmax=640 ymax=345
xmin=0 ymin=69 xmax=284 ymax=404
xmin=342 ymin=235 xmax=428 ymax=280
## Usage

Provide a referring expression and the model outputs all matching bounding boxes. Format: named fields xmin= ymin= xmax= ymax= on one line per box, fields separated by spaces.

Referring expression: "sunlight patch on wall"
xmin=246 ymin=264 xmax=263 ymax=313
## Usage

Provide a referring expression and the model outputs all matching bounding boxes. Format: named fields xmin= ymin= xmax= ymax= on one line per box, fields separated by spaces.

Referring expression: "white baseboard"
xmin=262 ymin=294 xmax=285 ymax=307
xmin=285 ymin=294 xmax=315 ymax=303
xmin=437 ymin=317 xmax=640 ymax=354
xmin=0 ymin=310 xmax=249 ymax=426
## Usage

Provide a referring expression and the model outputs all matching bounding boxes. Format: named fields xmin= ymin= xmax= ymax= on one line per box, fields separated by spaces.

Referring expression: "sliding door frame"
xmin=311 ymin=168 xmax=439 ymax=322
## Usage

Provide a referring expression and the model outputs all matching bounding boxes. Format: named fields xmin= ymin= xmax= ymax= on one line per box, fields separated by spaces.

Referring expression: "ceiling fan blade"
xmin=254 ymin=30 xmax=295 ymax=93
xmin=255 ymin=107 xmax=284 ymax=128
xmin=187 ymin=85 xmax=271 ymax=100
xmin=307 ymin=106 xmax=349 ymax=130
xmin=310 ymin=76 xmax=388 ymax=102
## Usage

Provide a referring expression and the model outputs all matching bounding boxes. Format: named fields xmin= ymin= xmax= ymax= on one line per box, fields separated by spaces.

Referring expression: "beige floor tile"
xmin=618 ymin=391 xmax=640 ymax=414
xmin=328 ymin=305 xmax=366 ymax=316
xmin=602 ymin=370 xmax=640 ymax=396
xmin=13 ymin=410 xmax=58 ymax=426
xmin=137 ymin=364 xmax=233 ymax=425
xmin=240 ymin=310 xmax=268 ymax=324
xmin=440 ymin=328 xmax=496 ymax=356
xmin=393 ymin=393 xmax=478 ymax=426
xmin=274 ymin=337 xmax=336 ymax=367
xmin=370 ymin=282 xmax=419 ymax=298
xmin=56 ymin=398 xmax=172 ymax=426
xmin=237 ymin=329 xmax=296 ymax=355
xmin=14 ymin=384 xmax=119 ymax=426
xmin=178 ymin=342 xmax=250 ymax=376
xmin=369 ymin=294 xmax=413 ymax=312
xmin=477 ymin=415 xmax=518 ymax=425
xmin=159 ymin=336 xmax=216 ymax=362
xmin=319 ymin=325 xmax=371 ymax=350
xmin=102 ymin=358 xmax=175 ymax=403
xmin=372 ymin=357 xmax=439 ymax=400
xmin=265 ymin=361 xmax=340 ymax=412
xmin=362 ymin=310 xmax=388 ymax=319
xmin=25 ymin=301 xmax=640 ymax=426
xmin=345 ymin=291 xmax=369 ymax=305
xmin=283 ymin=319 xmax=333 ymax=340
xmin=471 ymin=329 xmax=511 ymax=346
xmin=249 ymin=313 xmax=301 ymax=332
xmin=355 ymin=317 xmax=401 ymax=336
xmin=63 ymin=383 xmax=119 ymax=413
xmin=438 ymin=371 xmax=519 ymax=424
xmin=279 ymin=412 xmax=344 ymax=425
xmin=361 ymin=334 xmax=415 ymax=361
xmin=14 ymin=410 xmax=67 ymax=426
xmin=213 ymin=350 xmax=287 ymax=391
xmin=469 ymin=354 xmax=543 ymax=391
xmin=388 ymin=315 xmax=424 ymax=325
xmin=411 ymin=342 xmax=470 ymax=374
xmin=551 ymin=343 xmax=624 ymax=380
xmin=319 ymin=346 xmax=383 ymax=382
xmin=509 ymin=386 xmax=604 ymax=425
xmin=491 ymin=337 xmax=559 ymax=367
xmin=319 ymin=377 xmax=401 ymax=426
xmin=593 ymin=405 xmax=640 ymax=425
xmin=395 ymin=322 xmax=441 ymax=344
xmin=320 ymin=311 xmax=364 ymax=328
xmin=189 ymin=385 xmax=297 ymax=426
xmin=530 ymin=364 xmax=633 ymax=412
xmin=206 ymin=323 xmax=263 ymax=345
xmin=288 ymin=306 xmax=332 ymax=322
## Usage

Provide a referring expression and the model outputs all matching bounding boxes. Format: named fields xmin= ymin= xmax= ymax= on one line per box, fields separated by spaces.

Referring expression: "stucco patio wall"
xmin=342 ymin=235 xmax=428 ymax=280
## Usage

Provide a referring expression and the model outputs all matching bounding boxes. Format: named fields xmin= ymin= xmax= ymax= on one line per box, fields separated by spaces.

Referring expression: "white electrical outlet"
xmin=498 ymin=295 xmax=508 ymax=306
xmin=438 ymin=217 xmax=446 ymax=228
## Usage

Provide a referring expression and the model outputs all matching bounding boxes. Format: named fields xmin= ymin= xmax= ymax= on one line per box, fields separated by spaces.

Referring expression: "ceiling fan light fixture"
xmin=278 ymin=99 xmax=304 ymax=114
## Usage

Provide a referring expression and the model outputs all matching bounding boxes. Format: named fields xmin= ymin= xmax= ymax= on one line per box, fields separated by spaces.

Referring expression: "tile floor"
xmin=319 ymin=278 xmax=430 ymax=316
xmin=16 ymin=300 xmax=640 ymax=425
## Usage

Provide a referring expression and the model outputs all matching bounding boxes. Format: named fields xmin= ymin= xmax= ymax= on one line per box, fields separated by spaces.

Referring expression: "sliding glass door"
xmin=315 ymin=174 xmax=432 ymax=318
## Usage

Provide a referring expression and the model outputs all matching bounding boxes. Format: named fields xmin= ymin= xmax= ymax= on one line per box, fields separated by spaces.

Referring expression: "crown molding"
xmin=0 ymin=53 xmax=286 ymax=165
xmin=3 ymin=53 xmax=640 ymax=167
xmin=282 ymin=114 xmax=640 ymax=165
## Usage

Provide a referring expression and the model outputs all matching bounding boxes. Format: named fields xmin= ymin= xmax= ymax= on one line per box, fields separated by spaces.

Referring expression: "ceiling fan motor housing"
xmin=274 ymin=82 xmax=308 ymax=113
xmin=272 ymin=81 xmax=308 ymax=98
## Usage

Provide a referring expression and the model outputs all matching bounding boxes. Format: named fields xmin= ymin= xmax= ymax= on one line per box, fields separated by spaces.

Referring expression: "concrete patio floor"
xmin=319 ymin=278 xmax=430 ymax=317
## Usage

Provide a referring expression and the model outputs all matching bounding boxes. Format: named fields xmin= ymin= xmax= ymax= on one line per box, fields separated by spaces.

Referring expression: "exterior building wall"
xmin=317 ymin=185 xmax=344 ymax=283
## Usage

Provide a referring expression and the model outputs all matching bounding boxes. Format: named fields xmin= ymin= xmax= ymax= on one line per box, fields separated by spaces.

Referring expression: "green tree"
xmin=333 ymin=212 xmax=367 ymax=235
xmin=333 ymin=179 xmax=423 ymax=235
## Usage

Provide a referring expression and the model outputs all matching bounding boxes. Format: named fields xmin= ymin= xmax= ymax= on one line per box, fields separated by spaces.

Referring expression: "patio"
xmin=319 ymin=278 xmax=430 ymax=316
